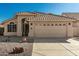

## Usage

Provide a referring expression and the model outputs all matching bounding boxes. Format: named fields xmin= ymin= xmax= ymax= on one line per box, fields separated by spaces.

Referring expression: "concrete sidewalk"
xmin=32 ymin=38 xmax=79 ymax=56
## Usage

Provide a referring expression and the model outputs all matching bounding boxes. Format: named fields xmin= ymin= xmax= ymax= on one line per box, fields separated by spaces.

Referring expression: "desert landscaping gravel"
xmin=0 ymin=42 xmax=33 ymax=56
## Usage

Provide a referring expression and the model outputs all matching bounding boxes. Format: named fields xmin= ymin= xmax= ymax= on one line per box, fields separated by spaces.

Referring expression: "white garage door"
xmin=35 ymin=25 xmax=66 ymax=38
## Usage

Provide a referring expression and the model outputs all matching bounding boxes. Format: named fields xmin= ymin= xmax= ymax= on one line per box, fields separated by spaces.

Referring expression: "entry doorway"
xmin=22 ymin=18 xmax=29 ymax=36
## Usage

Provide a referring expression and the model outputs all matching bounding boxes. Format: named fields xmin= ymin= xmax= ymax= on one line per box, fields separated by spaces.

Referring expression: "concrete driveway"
xmin=32 ymin=38 xmax=79 ymax=56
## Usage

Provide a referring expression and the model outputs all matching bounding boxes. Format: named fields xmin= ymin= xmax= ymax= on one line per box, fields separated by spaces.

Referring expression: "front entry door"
xmin=24 ymin=24 xmax=29 ymax=36
xmin=22 ymin=19 xmax=29 ymax=36
xmin=22 ymin=23 xmax=29 ymax=36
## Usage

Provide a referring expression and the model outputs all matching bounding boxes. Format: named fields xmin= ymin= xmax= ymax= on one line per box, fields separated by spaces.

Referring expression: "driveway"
xmin=32 ymin=38 xmax=79 ymax=56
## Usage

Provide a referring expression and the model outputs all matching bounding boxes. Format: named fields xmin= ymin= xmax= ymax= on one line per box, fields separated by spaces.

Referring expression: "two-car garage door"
xmin=34 ymin=25 xmax=67 ymax=38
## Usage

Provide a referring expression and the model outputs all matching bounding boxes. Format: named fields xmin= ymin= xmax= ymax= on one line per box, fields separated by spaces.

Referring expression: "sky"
xmin=0 ymin=3 xmax=79 ymax=23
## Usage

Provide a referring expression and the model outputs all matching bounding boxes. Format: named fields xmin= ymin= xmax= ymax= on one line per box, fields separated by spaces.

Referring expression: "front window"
xmin=7 ymin=22 xmax=17 ymax=32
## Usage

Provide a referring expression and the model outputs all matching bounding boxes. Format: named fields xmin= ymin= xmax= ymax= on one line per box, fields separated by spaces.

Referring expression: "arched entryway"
xmin=22 ymin=18 xmax=29 ymax=36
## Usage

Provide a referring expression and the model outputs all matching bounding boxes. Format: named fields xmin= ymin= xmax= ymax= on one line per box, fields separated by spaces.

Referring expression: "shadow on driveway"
xmin=33 ymin=37 xmax=70 ymax=43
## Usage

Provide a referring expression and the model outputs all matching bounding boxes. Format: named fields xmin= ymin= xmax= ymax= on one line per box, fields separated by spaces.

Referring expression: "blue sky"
xmin=0 ymin=3 xmax=79 ymax=23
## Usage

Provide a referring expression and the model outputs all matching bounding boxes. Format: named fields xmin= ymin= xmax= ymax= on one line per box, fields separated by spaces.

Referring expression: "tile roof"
xmin=29 ymin=13 xmax=76 ymax=21
xmin=1 ymin=12 xmax=77 ymax=25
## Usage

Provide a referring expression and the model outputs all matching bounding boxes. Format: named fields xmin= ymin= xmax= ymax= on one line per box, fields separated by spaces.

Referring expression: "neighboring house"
xmin=0 ymin=12 xmax=79 ymax=38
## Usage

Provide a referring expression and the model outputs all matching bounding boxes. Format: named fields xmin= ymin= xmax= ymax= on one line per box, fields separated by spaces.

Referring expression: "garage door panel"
xmin=35 ymin=26 xmax=66 ymax=38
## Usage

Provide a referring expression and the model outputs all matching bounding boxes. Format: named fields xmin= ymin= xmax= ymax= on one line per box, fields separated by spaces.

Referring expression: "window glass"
xmin=7 ymin=22 xmax=17 ymax=32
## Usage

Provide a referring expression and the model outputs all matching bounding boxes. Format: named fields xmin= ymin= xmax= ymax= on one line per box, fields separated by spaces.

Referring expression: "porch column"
xmin=67 ymin=22 xmax=73 ymax=38
xmin=17 ymin=17 xmax=22 ymax=36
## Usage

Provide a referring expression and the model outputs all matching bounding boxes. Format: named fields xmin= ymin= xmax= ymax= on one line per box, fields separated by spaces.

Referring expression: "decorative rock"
xmin=8 ymin=47 xmax=24 ymax=54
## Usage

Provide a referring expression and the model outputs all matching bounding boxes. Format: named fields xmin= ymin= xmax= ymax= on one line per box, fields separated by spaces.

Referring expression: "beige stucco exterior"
xmin=62 ymin=13 xmax=79 ymax=37
xmin=1 ymin=12 xmax=79 ymax=38
xmin=3 ymin=19 xmax=17 ymax=36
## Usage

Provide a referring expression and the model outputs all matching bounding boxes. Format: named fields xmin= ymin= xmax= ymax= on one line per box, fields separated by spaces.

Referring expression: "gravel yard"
xmin=0 ymin=42 xmax=33 ymax=56
xmin=0 ymin=36 xmax=33 ymax=56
